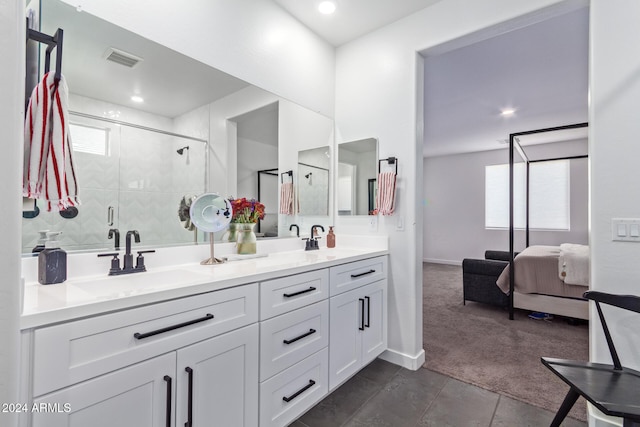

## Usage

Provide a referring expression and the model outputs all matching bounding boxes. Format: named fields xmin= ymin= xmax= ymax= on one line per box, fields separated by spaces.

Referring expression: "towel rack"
xmin=378 ymin=157 xmax=398 ymax=175
xmin=26 ymin=23 xmax=64 ymax=82
xmin=280 ymin=170 xmax=293 ymax=183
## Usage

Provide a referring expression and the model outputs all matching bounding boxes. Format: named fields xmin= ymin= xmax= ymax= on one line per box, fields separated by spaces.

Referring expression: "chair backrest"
xmin=583 ymin=291 xmax=640 ymax=370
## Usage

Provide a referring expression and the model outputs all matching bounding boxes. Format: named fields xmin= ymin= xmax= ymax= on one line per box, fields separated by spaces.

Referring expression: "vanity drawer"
xmin=259 ymin=348 xmax=328 ymax=427
xmin=329 ymin=256 xmax=388 ymax=296
xmin=32 ymin=283 xmax=258 ymax=397
xmin=260 ymin=300 xmax=328 ymax=381
xmin=260 ymin=269 xmax=328 ymax=320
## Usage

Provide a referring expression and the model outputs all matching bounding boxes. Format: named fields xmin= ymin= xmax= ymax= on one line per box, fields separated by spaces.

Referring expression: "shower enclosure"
xmin=22 ymin=112 xmax=208 ymax=253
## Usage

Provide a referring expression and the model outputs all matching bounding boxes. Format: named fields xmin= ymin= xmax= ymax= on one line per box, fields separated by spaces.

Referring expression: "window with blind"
xmin=70 ymin=123 xmax=109 ymax=156
xmin=485 ymin=159 xmax=570 ymax=230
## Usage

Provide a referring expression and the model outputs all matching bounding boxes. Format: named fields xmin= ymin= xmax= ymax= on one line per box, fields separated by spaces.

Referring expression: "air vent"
xmin=103 ymin=47 xmax=143 ymax=68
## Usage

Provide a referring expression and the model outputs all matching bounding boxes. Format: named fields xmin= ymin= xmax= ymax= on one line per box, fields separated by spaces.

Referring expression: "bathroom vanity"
xmin=18 ymin=245 xmax=388 ymax=427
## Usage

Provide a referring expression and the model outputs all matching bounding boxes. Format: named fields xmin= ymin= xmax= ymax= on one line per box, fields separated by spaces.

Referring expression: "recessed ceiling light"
xmin=500 ymin=108 xmax=516 ymax=116
xmin=131 ymin=95 xmax=144 ymax=103
xmin=318 ymin=1 xmax=336 ymax=14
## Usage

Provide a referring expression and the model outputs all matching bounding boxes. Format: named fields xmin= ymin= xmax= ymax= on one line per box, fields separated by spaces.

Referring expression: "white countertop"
xmin=21 ymin=243 xmax=388 ymax=330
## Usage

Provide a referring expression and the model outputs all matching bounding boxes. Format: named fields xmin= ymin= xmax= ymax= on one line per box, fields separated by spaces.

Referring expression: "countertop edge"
xmin=21 ymin=249 xmax=389 ymax=330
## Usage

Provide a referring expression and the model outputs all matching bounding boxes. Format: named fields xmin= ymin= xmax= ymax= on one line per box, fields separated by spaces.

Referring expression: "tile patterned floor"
xmin=292 ymin=359 xmax=587 ymax=427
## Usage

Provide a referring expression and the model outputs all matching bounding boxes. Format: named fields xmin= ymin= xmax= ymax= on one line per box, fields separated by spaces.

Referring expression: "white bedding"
xmin=559 ymin=243 xmax=589 ymax=286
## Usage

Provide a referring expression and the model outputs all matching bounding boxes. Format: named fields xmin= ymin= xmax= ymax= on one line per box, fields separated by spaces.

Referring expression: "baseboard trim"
xmin=379 ymin=348 xmax=426 ymax=371
xmin=423 ymin=258 xmax=461 ymax=266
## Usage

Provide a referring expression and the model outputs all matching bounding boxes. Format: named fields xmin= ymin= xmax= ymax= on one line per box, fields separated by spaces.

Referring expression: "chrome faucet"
xmin=108 ymin=228 xmax=120 ymax=250
xmin=289 ymin=224 xmax=300 ymax=237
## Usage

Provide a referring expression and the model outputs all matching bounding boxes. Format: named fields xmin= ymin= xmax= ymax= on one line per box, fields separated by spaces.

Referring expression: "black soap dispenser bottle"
xmin=38 ymin=231 xmax=67 ymax=285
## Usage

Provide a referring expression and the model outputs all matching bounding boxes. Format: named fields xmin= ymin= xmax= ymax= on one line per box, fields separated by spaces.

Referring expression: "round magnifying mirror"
xmin=189 ymin=193 xmax=232 ymax=264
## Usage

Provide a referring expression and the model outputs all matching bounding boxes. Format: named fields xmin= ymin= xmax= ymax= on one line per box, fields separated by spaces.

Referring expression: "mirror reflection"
xmin=338 ymin=138 xmax=378 ymax=216
xmin=297 ymin=146 xmax=331 ymax=216
xmin=22 ymin=0 xmax=334 ymax=253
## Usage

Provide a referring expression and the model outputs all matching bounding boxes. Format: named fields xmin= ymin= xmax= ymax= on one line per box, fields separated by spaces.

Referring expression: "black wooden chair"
xmin=541 ymin=291 xmax=640 ymax=427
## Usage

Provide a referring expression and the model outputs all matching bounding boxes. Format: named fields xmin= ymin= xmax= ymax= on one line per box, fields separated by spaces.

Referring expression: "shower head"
xmin=177 ymin=146 xmax=189 ymax=155
xmin=305 ymin=173 xmax=312 ymax=179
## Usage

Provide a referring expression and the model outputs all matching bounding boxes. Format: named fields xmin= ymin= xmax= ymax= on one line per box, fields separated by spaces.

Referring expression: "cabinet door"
xmin=32 ymin=353 xmax=175 ymax=427
xmin=176 ymin=324 xmax=259 ymax=427
xmin=361 ymin=280 xmax=387 ymax=365
xmin=328 ymin=289 xmax=363 ymax=390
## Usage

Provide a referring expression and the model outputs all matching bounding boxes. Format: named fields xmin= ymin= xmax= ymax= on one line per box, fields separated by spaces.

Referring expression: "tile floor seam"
xmin=413 ymin=375 xmax=452 ymax=426
xmin=488 ymin=394 xmax=502 ymax=426
xmin=338 ymin=374 xmax=393 ymax=427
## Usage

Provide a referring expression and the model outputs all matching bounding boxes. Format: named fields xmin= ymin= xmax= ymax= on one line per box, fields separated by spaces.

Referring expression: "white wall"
xmin=0 ymin=1 xmax=23 ymax=424
xmin=590 ymin=0 xmax=640 ymax=373
xmin=424 ymin=147 xmax=588 ymax=264
xmin=59 ymin=0 xmax=335 ymax=117
xmin=335 ymin=0 xmax=587 ymax=368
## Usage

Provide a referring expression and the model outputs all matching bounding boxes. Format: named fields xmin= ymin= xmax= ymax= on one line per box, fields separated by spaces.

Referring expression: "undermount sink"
xmin=66 ymin=268 xmax=212 ymax=297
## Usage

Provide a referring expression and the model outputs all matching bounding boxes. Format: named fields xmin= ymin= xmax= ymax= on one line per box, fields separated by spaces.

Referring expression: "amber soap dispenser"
xmin=327 ymin=226 xmax=336 ymax=248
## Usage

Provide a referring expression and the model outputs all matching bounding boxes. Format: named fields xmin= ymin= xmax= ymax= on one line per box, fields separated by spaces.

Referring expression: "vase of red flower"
xmin=229 ymin=197 xmax=265 ymax=254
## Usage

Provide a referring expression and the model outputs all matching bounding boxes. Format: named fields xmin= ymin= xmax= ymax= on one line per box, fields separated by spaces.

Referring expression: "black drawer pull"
xmin=350 ymin=269 xmax=375 ymax=278
xmin=283 ymin=329 xmax=316 ymax=345
xmin=283 ymin=379 xmax=316 ymax=403
xmin=185 ymin=367 xmax=193 ymax=427
xmin=134 ymin=313 xmax=214 ymax=339
xmin=283 ymin=287 xmax=316 ymax=298
xmin=359 ymin=298 xmax=365 ymax=331
xmin=163 ymin=375 xmax=172 ymax=427
xmin=365 ymin=296 xmax=371 ymax=328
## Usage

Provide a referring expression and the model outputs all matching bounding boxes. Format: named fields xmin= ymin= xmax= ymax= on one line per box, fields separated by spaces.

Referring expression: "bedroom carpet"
xmin=422 ymin=262 xmax=589 ymax=422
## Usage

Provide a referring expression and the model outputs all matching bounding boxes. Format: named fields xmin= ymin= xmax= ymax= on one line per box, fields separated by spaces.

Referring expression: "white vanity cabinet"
xmin=328 ymin=257 xmax=388 ymax=390
xmin=25 ymin=283 xmax=259 ymax=427
xmin=20 ymin=251 xmax=389 ymax=427
xmin=258 ymin=269 xmax=330 ymax=427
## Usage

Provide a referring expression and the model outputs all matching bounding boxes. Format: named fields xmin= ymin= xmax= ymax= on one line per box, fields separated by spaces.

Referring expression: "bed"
xmin=497 ymin=245 xmax=589 ymax=320
xmin=505 ymin=122 xmax=589 ymax=320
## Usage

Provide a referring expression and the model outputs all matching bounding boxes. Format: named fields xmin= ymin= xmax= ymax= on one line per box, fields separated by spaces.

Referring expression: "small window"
xmin=485 ymin=160 xmax=570 ymax=230
xmin=70 ymin=123 xmax=109 ymax=156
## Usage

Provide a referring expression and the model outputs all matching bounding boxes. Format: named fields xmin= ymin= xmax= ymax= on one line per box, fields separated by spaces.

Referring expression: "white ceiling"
xmin=272 ymin=0 xmax=443 ymax=46
xmin=422 ymin=7 xmax=589 ymax=157
xmin=40 ymin=0 xmax=588 ymax=158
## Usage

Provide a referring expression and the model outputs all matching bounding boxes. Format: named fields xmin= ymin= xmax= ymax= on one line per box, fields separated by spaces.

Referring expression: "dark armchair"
xmin=462 ymin=250 xmax=513 ymax=307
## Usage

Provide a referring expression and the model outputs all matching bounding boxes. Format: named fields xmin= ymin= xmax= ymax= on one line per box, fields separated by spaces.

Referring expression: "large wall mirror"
xmin=23 ymin=0 xmax=333 ymax=253
xmin=337 ymin=138 xmax=378 ymax=216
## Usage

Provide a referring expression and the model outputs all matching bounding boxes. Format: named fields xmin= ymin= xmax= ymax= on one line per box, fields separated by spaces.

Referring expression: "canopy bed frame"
xmin=507 ymin=122 xmax=589 ymax=320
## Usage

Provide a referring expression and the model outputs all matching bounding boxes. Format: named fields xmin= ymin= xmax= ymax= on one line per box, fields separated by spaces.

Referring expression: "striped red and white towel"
xmin=376 ymin=172 xmax=396 ymax=215
xmin=279 ymin=182 xmax=295 ymax=215
xmin=24 ymin=72 xmax=80 ymax=211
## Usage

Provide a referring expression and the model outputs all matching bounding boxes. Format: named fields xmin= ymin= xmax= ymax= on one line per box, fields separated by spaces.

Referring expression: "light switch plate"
xmin=612 ymin=218 xmax=640 ymax=242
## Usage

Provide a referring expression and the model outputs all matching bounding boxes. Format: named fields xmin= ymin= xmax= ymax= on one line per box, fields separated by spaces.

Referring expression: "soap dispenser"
xmin=38 ymin=232 xmax=67 ymax=285
xmin=32 ymin=230 xmax=49 ymax=255
xmin=327 ymin=226 xmax=336 ymax=248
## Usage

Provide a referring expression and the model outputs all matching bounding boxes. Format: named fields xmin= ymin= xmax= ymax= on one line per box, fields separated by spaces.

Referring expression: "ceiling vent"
xmin=103 ymin=47 xmax=143 ymax=68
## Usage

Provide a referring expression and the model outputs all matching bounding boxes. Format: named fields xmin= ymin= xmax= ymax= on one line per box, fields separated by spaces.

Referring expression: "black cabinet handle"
xmin=365 ymin=296 xmax=371 ymax=328
xmin=185 ymin=367 xmax=193 ymax=427
xmin=134 ymin=313 xmax=214 ymax=339
xmin=282 ymin=379 xmax=316 ymax=403
xmin=283 ymin=287 xmax=316 ymax=298
xmin=283 ymin=329 xmax=316 ymax=345
xmin=163 ymin=375 xmax=172 ymax=427
xmin=359 ymin=298 xmax=365 ymax=331
xmin=351 ymin=269 xmax=375 ymax=278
